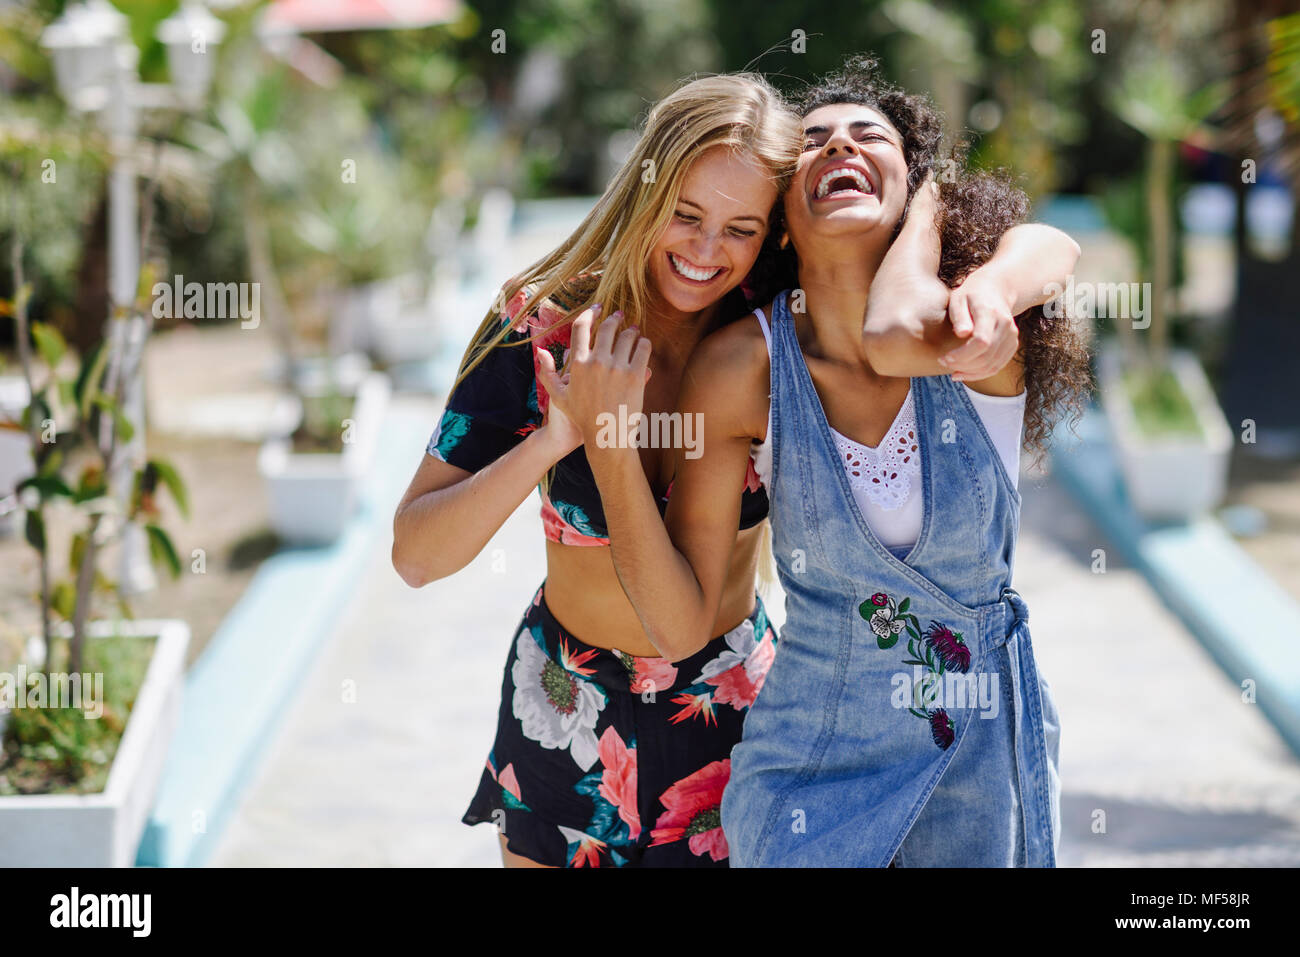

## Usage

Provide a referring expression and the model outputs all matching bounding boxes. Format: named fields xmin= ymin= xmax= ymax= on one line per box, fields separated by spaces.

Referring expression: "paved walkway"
xmin=207 ymin=398 xmax=1300 ymax=867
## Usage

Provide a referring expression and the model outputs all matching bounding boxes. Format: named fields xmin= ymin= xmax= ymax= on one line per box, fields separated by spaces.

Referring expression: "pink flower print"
xmin=557 ymin=636 xmax=599 ymax=678
xmin=669 ymin=691 xmax=717 ymax=726
xmin=708 ymin=631 xmax=775 ymax=710
xmin=502 ymin=286 xmax=531 ymax=330
xmin=528 ymin=303 xmax=573 ymax=418
xmin=629 ymin=657 xmax=678 ymax=697
xmin=596 ymin=726 xmax=640 ymax=841
xmin=485 ymin=759 xmax=524 ymax=805
xmin=649 ymin=759 xmax=730 ymax=861
xmin=557 ymin=825 xmax=608 ymax=867
xmin=692 ymin=619 xmax=775 ymax=711
xmin=540 ymin=494 xmax=610 ymax=546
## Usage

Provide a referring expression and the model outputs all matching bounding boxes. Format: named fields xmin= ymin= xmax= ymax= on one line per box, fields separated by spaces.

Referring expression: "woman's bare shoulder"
xmin=682 ymin=310 xmax=771 ymax=437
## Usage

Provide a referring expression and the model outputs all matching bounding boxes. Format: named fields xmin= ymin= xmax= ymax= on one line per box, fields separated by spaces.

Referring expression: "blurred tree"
xmin=1103 ymin=2 xmax=1227 ymax=369
xmin=0 ymin=0 xmax=209 ymax=358
xmin=1221 ymin=1 xmax=1300 ymax=451
xmin=425 ymin=0 xmax=722 ymax=194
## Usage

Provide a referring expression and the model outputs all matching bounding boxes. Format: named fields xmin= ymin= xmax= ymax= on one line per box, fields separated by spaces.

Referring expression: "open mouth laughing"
xmin=812 ymin=164 xmax=876 ymax=201
xmin=668 ymin=251 xmax=725 ymax=285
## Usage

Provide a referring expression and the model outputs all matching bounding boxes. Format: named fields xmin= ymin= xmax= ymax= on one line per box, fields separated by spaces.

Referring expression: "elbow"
xmin=1037 ymin=224 xmax=1081 ymax=272
xmin=861 ymin=323 xmax=915 ymax=378
xmin=391 ymin=510 xmax=449 ymax=588
xmin=1065 ymin=234 xmax=1082 ymax=271
xmin=656 ymin=623 xmax=717 ymax=665
xmin=391 ymin=538 xmax=431 ymax=588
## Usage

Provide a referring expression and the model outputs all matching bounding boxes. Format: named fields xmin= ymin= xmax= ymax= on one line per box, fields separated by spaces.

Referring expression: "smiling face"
xmin=783 ymin=103 xmax=911 ymax=254
xmin=647 ymin=145 xmax=778 ymax=316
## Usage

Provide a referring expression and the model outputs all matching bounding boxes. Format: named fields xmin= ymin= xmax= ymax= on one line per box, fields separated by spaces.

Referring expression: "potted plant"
xmin=257 ymin=366 xmax=390 ymax=545
xmin=290 ymin=146 xmax=430 ymax=365
xmin=1096 ymin=13 xmax=1233 ymax=521
xmin=0 ymin=239 xmax=191 ymax=866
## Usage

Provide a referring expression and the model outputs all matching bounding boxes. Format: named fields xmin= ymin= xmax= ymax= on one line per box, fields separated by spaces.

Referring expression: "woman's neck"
xmin=643 ymin=287 xmax=720 ymax=365
xmin=794 ymin=241 xmax=886 ymax=363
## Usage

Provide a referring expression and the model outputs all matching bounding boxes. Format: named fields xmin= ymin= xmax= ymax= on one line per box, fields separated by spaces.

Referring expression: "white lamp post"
xmin=41 ymin=2 xmax=224 ymax=596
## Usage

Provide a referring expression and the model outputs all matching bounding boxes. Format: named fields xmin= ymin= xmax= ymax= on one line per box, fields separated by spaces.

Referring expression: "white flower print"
xmin=512 ymin=630 xmax=606 ymax=770
xmin=692 ymin=619 xmax=758 ymax=686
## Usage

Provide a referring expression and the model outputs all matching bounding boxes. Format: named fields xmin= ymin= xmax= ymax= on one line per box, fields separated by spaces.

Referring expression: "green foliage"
xmin=1123 ymin=367 xmax=1203 ymax=440
xmin=292 ymin=391 xmax=356 ymax=454
xmin=1270 ymin=11 xmax=1300 ymax=121
xmin=0 ymin=634 xmax=156 ymax=795
xmin=8 ymin=269 xmax=189 ymax=666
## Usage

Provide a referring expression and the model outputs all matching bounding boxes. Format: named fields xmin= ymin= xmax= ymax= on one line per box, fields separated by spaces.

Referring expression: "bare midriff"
xmin=542 ymin=524 xmax=764 ymax=657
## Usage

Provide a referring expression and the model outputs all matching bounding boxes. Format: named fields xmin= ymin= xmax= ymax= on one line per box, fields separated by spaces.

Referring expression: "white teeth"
xmin=814 ymin=167 xmax=873 ymax=199
xmin=669 ymin=253 xmax=723 ymax=282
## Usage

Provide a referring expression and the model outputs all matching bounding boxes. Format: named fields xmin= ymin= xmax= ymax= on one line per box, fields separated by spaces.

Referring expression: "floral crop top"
xmin=426 ymin=280 xmax=770 ymax=545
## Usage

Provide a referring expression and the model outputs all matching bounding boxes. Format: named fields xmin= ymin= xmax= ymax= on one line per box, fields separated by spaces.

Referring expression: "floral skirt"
xmin=463 ymin=583 xmax=779 ymax=867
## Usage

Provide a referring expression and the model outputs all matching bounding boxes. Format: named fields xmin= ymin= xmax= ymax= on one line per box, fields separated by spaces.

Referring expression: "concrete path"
xmin=208 ymin=399 xmax=1300 ymax=867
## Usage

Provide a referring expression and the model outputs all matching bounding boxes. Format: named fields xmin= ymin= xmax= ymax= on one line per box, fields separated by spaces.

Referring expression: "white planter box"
xmin=368 ymin=303 xmax=441 ymax=365
xmin=0 ymin=618 xmax=190 ymax=867
xmin=0 ymin=376 xmax=33 ymax=538
xmin=258 ymin=371 xmax=391 ymax=545
xmin=1099 ymin=346 xmax=1233 ymax=521
xmin=328 ymin=276 xmax=417 ymax=356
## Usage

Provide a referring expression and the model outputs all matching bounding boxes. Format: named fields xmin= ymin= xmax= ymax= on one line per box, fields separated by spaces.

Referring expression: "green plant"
xmin=1098 ymin=2 xmax=1229 ymax=438
xmin=1123 ymin=367 xmax=1203 ymax=440
xmin=183 ymin=39 xmax=305 ymax=401
xmin=7 ymin=229 xmax=187 ymax=678
xmin=291 ymin=390 xmax=357 ymax=455
xmin=0 ymin=631 xmax=155 ymax=794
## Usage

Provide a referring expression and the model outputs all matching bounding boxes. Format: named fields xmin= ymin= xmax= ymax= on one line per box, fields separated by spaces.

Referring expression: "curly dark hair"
xmin=935 ymin=162 xmax=1093 ymax=454
xmin=745 ymin=54 xmax=1091 ymax=455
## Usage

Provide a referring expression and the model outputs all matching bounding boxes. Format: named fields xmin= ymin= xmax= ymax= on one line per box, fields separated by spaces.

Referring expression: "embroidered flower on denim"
xmin=858 ymin=590 xmax=967 ymax=750
xmin=923 ymin=621 xmax=971 ymax=673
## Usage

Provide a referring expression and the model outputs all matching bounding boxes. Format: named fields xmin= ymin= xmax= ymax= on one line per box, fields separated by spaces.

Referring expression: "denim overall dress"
xmin=721 ymin=289 xmax=1061 ymax=867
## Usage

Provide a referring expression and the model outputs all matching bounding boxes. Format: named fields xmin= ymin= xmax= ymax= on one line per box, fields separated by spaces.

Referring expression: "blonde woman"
xmin=392 ymin=74 xmax=803 ymax=868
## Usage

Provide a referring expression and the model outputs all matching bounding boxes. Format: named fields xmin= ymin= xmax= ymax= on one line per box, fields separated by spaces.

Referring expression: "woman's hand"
xmin=535 ymin=369 xmax=584 ymax=458
xmin=902 ymin=175 xmax=1018 ymax=381
xmin=865 ymin=173 xmax=1019 ymax=382
xmin=940 ymin=267 xmax=1020 ymax=383
xmin=536 ymin=304 xmax=652 ymax=455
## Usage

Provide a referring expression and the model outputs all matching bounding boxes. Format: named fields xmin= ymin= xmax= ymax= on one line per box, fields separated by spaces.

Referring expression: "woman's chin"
xmin=802 ymin=207 xmax=895 ymax=243
xmin=654 ymin=272 xmax=735 ymax=314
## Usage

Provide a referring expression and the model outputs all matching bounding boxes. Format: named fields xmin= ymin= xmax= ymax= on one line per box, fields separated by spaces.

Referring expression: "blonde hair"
xmin=450 ymin=71 xmax=802 ymax=391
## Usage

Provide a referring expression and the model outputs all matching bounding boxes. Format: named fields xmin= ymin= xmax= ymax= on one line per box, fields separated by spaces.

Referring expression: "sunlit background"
xmin=1 ymin=0 xmax=1299 ymax=868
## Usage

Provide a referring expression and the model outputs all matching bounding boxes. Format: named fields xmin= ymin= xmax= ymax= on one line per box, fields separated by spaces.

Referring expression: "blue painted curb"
xmin=135 ymin=401 xmax=431 ymax=867
xmin=1052 ymin=409 xmax=1300 ymax=758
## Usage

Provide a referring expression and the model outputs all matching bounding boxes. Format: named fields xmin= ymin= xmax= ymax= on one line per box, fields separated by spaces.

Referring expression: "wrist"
xmin=534 ymin=422 xmax=580 ymax=460
xmin=586 ymin=436 xmax=639 ymax=474
xmin=968 ymin=263 xmax=1018 ymax=314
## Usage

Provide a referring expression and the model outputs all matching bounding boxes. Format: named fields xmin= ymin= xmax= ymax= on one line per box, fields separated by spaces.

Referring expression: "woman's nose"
xmin=823 ymin=131 xmax=859 ymax=157
xmin=689 ymin=227 xmax=723 ymax=257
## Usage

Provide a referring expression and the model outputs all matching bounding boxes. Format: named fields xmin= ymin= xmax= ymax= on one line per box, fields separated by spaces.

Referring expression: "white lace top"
xmin=749 ymin=308 xmax=1025 ymax=550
